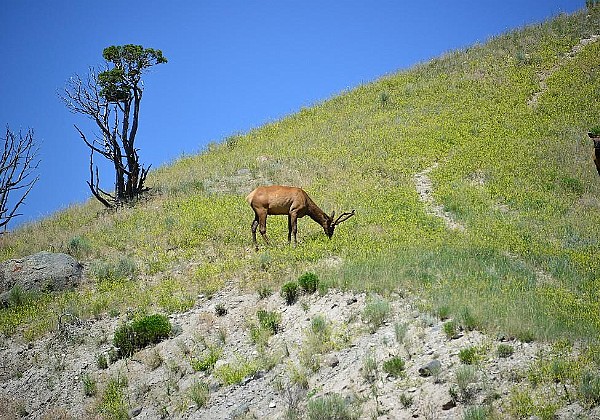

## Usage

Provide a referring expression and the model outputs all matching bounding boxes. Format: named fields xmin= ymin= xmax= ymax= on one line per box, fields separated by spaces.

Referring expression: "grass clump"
xmin=443 ymin=320 xmax=460 ymax=339
xmin=187 ymin=380 xmax=210 ymax=408
xmin=113 ymin=314 xmax=171 ymax=359
xmin=91 ymin=257 xmax=137 ymax=283
xmin=214 ymin=356 xmax=259 ymax=386
xmin=281 ymin=281 xmax=298 ymax=305
xmin=306 ymin=393 xmax=359 ymax=420
xmin=462 ymin=405 xmax=493 ymax=420
xmin=361 ymin=295 xmax=391 ymax=333
xmin=191 ymin=346 xmax=222 ymax=373
xmin=298 ymin=272 xmax=319 ymax=294
xmin=579 ymin=370 xmax=600 ymax=407
xmin=97 ymin=374 xmax=128 ymax=420
xmin=82 ymin=373 xmax=97 ymax=397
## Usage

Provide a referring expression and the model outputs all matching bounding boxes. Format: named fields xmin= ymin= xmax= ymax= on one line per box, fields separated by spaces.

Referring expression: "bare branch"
xmin=0 ymin=126 xmax=40 ymax=230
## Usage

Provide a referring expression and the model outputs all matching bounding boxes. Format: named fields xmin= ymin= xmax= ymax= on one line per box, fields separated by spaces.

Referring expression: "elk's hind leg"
xmin=251 ymin=215 xmax=260 ymax=250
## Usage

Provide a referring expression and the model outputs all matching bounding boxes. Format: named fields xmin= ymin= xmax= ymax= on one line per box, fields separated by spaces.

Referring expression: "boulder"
xmin=0 ymin=252 xmax=83 ymax=305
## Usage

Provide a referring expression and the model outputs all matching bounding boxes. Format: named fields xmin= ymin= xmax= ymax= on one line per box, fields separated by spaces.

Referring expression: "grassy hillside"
xmin=2 ymin=7 xmax=600 ymax=347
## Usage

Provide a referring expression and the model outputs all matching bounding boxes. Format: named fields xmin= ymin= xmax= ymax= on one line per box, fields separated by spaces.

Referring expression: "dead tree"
xmin=60 ymin=45 xmax=167 ymax=208
xmin=0 ymin=126 xmax=39 ymax=231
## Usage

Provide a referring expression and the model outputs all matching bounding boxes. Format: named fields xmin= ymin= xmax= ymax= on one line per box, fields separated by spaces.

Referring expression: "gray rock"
xmin=0 ymin=252 xmax=83 ymax=305
xmin=418 ymin=359 xmax=441 ymax=377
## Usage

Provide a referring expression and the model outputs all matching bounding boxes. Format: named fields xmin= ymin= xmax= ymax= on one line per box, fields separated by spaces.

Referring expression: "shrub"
xmin=281 ymin=281 xmax=298 ymax=305
xmin=454 ymin=365 xmax=478 ymax=402
xmin=298 ymin=272 xmax=319 ymax=294
xmin=307 ymin=393 xmax=358 ymax=420
xmin=459 ymin=346 xmax=479 ymax=365
xmin=66 ymin=236 xmax=92 ymax=258
xmin=257 ymin=285 xmax=273 ymax=299
xmin=497 ymin=344 xmax=514 ymax=358
xmin=362 ymin=295 xmax=391 ymax=333
xmin=382 ymin=356 xmax=405 ymax=378
xmin=97 ymin=353 xmax=108 ymax=369
xmin=589 ymin=125 xmax=600 ymax=137
xmin=91 ymin=257 xmax=137 ymax=282
xmin=113 ymin=314 xmax=171 ymax=359
xmin=436 ymin=305 xmax=451 ymax=320
xmin=214 ymin=357 xmax=259 ymax=385
xmin=257 ymin=310 xmax=281 ymax=334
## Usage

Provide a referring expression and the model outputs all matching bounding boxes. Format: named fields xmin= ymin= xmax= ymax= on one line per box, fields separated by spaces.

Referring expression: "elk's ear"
xmin=330 ymin=211 xmax=335 ymax=221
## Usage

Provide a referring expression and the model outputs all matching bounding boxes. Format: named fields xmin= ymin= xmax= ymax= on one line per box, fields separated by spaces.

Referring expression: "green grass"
xmin=1 ymin=6 xmax=599 ymax=351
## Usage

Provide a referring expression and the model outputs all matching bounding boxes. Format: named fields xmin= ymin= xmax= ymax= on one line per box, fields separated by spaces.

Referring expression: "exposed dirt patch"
xmin=414 ymin=163 xmax=465 ymax=231
xmin=528 ymin=35 xmax=600 ymax=107
xmin=2 ymin=281 xmax=596 ymax=419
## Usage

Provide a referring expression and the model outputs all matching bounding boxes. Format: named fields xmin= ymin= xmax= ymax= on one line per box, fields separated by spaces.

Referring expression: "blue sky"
xmin=0 ymin=1 xmax=584 ymax=228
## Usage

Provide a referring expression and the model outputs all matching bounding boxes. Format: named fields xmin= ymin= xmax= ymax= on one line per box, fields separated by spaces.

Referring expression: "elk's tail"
xmin=245 ymin=189 xmax=256 ymax=205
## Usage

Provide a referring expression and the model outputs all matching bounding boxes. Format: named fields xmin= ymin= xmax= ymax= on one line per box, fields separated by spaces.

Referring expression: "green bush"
xmin=281 ymin=281 xmax=298 ymax=305
xmin=298 ymin=272 xmax=319 ymax=294
xmin=382 ymin=356 xmax=405 ymax=378
xmin=257 ymin=309 xmax=281 ymax=334
xmin=113 ymin=314 xmax=171 ymax=359
xmin=67 ymin=236 xmax=92 ymax=258
xmin=459 ymin=347 xmax=479 ymax=365
xmin=497 ymin=344 xmax=514 ymax=358
xmin=589 ymin=125 xmax=600 ymax=137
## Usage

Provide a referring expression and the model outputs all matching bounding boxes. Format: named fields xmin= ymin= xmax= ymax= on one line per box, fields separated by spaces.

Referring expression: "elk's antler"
xmin=333 ymin=209 xmax=355 ymax=226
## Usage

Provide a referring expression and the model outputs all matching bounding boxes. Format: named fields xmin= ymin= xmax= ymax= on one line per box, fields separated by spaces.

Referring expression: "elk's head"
xmin=324 ymin=210 xmax=356 ymax=238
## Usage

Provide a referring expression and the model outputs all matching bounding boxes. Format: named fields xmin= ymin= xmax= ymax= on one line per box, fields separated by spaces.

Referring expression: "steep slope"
xmin=1 ymin=6 xmax=600 ymax=420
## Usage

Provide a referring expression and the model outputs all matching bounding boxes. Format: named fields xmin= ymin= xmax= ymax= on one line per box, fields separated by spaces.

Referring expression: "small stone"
xmin=323 ymin=355 xmax=339 ymax=368
xmin=269 ymin=400 xmax=276 ymax=408
xmin=129 ymin=406 xmax=143 ymax=417
xmin=442 ymin=400 xmax=456 ymax=410
xmin=418 ymin=360 xmax=441 ymax=377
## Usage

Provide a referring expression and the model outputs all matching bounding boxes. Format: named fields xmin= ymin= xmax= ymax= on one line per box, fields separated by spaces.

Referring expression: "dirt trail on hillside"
xmin=414 ymin=162 xmax=465 ymax=231
xmin=528 ymin=34 xmax=600 ymax=107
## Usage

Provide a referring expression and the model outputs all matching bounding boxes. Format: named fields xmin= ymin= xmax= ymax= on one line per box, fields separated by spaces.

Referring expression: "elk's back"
xmin=246 ymin=186 xmax=306 ymax=215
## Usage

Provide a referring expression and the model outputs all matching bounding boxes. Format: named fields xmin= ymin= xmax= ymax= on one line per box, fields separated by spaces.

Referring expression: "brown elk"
xmin=246 ymin=185 xmax=355 ymax=249
xmin=589 ymin=132 xmax=600 ymax=177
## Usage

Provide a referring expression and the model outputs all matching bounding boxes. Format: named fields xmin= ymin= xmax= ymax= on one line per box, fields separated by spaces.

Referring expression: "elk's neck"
xmin=306 ymin=199 xmax=329 ymax=226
